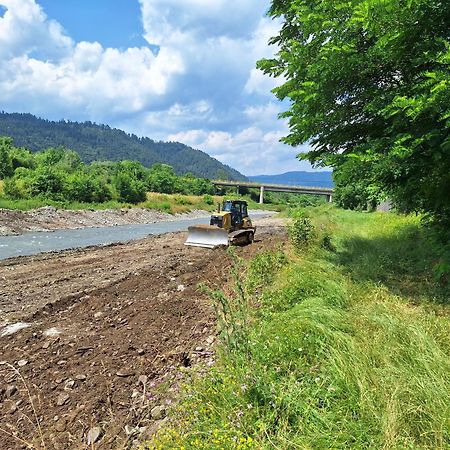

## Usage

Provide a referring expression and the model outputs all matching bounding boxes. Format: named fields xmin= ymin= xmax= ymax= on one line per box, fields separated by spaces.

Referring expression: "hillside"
xmin=249 ymin=170 xmax=333 ymax=187
xmin=0 ymin=112 xmax=246 ymax=181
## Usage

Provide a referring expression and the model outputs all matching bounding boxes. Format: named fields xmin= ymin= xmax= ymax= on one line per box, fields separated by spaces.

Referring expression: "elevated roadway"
xmin=212 ymin=180 xmax=334 ymax=204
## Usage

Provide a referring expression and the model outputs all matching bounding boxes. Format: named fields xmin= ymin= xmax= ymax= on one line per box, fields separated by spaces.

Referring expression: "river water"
xmin=0 ymin=212 xmax=272 ymax=261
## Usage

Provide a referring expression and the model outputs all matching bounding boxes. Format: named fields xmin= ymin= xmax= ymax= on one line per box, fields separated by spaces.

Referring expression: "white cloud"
xmin=0 ymin=0 xmax=72 ymax=59
xmin=168 ymin=126 xmax=312 ymax=176
xmin=0 ymin=0 xmax=317 ymax=175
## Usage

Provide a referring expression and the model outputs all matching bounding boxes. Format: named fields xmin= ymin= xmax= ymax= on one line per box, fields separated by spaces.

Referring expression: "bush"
xmin=114 ymin=172 xmax=147 ymax=204
xmin=203 ymin=194 xmax=214 ymax=205
xmin=289 ymin=216 xmax=316 ymax=251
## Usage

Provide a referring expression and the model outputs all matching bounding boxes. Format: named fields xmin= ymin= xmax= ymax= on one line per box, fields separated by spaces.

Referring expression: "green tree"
xmin=0 ymin=137 xmax=14 ymax=178
xmin=30 ymin=167 xmax=65 ymax=198
xmin=146 ymin=164 xmax=179 ymax=194
xmin=258 ymin=0 xmax=450 ymax=222
xmin=114 ymin=172 xmax=147 ymax=204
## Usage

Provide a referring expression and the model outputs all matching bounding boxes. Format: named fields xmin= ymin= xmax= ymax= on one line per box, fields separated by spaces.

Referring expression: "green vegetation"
xmin=0 ymin=137 xmax=218 ymax=206
xmin=145 ymin=206 xmax=449 ymax=449
xmin=0 ymin=112 xmax=246 ymax=180
xmin=258 ymin=0 xmax=450 ymax=272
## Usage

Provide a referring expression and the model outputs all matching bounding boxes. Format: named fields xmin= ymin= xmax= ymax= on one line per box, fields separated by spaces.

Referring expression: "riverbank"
xmin=0 ymin=206 xmax=212 ymax=236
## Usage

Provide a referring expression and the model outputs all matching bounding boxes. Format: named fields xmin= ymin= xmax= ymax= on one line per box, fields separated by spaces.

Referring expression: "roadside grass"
xmin=143 ymin=206 xmax=450 ymax=449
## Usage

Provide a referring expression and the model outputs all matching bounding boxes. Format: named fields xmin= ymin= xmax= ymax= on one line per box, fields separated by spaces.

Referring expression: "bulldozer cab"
xmin=222 ymin=200 xmax=248 ymax=227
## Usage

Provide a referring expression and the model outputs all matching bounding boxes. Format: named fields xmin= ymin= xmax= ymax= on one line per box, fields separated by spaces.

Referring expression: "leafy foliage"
xmin=258 ymin=0 xmax=450 ymax=244
xmin=0 ymin=138 xmax=216 ymax=204
xmin=289 ymin=215 xmax=316 ymax=251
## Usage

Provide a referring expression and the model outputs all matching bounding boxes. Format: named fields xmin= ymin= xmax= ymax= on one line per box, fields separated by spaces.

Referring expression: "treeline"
xmin=0 ymin=112 xmax=246 ymax=181
xmin=0 ymin=137 xmax=214 ymax=204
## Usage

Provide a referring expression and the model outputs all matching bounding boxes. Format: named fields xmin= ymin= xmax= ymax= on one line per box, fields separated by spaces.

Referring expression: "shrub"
xmin=289 ymin=216 xmax=316 ymax=251
xmin=203 ymin=194 xmax=214 ymax=205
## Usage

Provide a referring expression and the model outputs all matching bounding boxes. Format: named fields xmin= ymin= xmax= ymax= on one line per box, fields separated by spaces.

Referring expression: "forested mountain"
xmin=0 ymin=112 xmax=246 ymax=181
xmin=249 ymin=171 xmax=333 ymax=188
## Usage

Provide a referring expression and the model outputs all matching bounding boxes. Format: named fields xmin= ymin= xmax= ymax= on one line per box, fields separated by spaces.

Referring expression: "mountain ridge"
xmin=0 ymin=112 xmax=246 ymax=181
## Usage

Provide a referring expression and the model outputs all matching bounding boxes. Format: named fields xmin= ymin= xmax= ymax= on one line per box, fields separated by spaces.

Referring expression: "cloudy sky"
xmin=0 ymin=0 xmax=317 ymax=176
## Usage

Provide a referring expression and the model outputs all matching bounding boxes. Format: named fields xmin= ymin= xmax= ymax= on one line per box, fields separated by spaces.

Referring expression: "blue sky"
xmin=0 ymin=0 xmax=316 ymax=175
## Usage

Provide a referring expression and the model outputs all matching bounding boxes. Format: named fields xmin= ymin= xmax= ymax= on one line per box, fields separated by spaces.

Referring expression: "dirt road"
xmin=0 ymin=217 xmax=287 ymax=449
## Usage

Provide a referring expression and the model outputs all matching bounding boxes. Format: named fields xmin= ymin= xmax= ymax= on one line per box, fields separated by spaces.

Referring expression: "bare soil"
xmin=0 ymin=217 xmax=287 ymax=449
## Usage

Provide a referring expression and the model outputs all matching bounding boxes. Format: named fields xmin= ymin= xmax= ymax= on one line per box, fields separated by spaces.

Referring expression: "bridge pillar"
xmin=327 ymin=194 xmax=333 ymax=203
xmin=259 ymin=186 xmax=264 ymax=204
xmin=236 ymin=185 xmax=240 ymax=195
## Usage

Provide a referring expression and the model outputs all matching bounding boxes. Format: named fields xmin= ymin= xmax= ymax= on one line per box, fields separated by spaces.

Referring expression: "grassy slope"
xmin=145 ymin=206 xmax=449 ymax=449
xmin=0 ymin=184 xmax=278 ymax=214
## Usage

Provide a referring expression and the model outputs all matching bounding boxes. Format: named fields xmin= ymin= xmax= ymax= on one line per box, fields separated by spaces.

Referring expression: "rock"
xmin=56 ymin=393 xmax=70 ymax=406
xmin=64 ymin=379 xmax=75 ymax=390
xmin=138 ymin=375 xmax=148 ymax=385
xmin=177 ymin=284 xmax=186 ymax=292
xmin=5 ymin=385 xmax=17 ymax=398
xmin=9 ymin=402 xmax=18 ymax=414
xmin=86 ymin=426 xmax=102 ymax=445
xmin=75 ymin=374 xmax=86 ymax=381
xmin=17 ymin=359 xmax=28 ymax=367
xmin=195 ymin=346 xmax=204 ymax=352
xmin=42 ymin=341 xmax=51 ymax=349
xmin=94 ymin=311 xmax=103 ymax=319
xmin=206 ymin=335 xmax=215 ymax=345
xmin=150 ymin=405 xmax=166 ymax=420
xmin=124 ymin=425 xmax=138 ymax=436
xmin=137 ymin=348 xmax=145 ymax=355
xmin=116 ymin=368 xmax=134 ymax=377
xmin=55 ymin=419 xmax=66 ymax=432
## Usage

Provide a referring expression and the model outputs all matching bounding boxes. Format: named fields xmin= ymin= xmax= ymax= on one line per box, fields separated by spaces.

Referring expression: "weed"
xmin=289 ymin=216 xmax=316 ymax=251
xmin=200 ymin=249 xmax=250 ymax=355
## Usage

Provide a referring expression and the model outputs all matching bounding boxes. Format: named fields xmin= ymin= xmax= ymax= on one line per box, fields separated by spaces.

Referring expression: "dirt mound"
xmin=0 ymin=220 xmax=287 ymax=449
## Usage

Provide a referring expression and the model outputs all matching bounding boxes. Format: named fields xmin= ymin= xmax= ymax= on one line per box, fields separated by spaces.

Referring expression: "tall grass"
xmin=144 ymin=206 xmax=450 ymax=449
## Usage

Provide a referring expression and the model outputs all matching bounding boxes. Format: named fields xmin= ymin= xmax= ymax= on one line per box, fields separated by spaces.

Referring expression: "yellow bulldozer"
xmin=185 ymin=200 xmax=256 ymax=249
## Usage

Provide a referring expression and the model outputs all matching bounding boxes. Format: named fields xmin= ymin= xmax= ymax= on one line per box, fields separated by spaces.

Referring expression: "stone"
xmin=5 ymin=385 xmax=17 ymax=398
xmin=56 ymin=393 xmax=70 ymax=406
xmin=195 ymin=346 xmax=204 ymax=352
xmin=64 ymin=379 xmax=75 ymax=390
xmin=55 ymin=419 xmax=66 ymax=432
xmin=17 ymin=359 xmax=28 ymax=367
xmin=150 ymin=405 xmax=166 ymax=420
xmin=138 ymin=375 xmax=148 ymax=385
xmin=86 ymin=426 xmax=102 ymax=445
xmin=206 ymin=335 xmax=215 ymax=345
xmin=116 ymin=368 xmax=134 ymax=377
xmin=124 ymin=425 xmax=138 ymax=436
xmin=75 ymin=374 xmax=86 ymax=381
xmin=177 ymin=284 xmax=186 ymax=292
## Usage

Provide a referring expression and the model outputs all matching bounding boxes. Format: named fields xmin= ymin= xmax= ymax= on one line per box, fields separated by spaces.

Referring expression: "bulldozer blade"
xmin=185 ymin=225 xmax=229 ymax=249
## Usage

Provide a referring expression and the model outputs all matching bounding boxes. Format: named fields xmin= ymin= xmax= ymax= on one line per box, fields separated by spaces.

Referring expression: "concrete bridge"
xmin=212 ymin=180 xmax=334 ymax=204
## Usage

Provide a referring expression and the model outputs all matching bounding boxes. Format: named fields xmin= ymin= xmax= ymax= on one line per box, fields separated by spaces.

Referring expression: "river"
xmin=0 ymin=212 xmax=272 ymax=260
